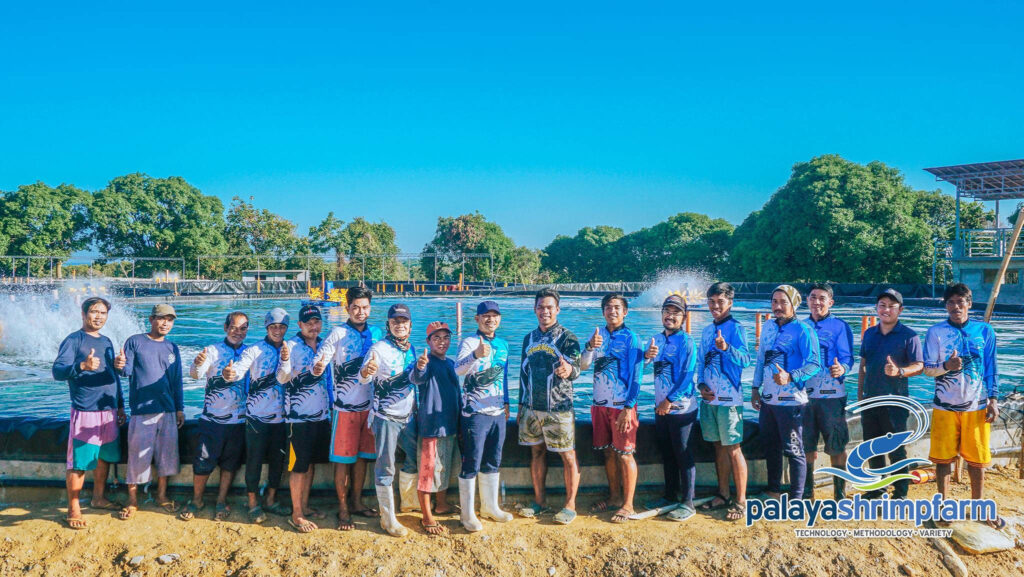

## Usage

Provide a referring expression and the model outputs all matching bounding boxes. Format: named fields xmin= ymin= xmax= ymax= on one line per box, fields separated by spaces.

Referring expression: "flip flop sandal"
xmin=518 ymin=502 xmax=550 ymax=518
xmin=553 ymin=508 xmax=577 ymax=525
xmin=351 ymin=506 xmax=379 ymax=518
xmin=420 ymin=521 xmax=448 ymax=536
xmin=986 ymin=517 xmax=1007 ymax=531
xmin=215 ymin=503 xmax=231 ymax=521
xmin=179 ymin=502 xmax=205 ymax=521
xmin=668 ymin=505 xmax=696 ymax=522
xmin=726 ymin=502 xmax=746 ymax=522
xmin=118 ymin=506 xmax=138 ymax=521
xmin=65 ymin=516 xmax=88 ymax=530
xmin=264 ymin=502 xmax=292 ymax=517
xmin=610 ymin=509 xmax=634 ymax=524
xmin=88 ymin=500 xmax=124 ymax=511
xmin=698 ymin=494 xmax=731 ymax=511
xmin=248 ymin=506 xmax=267 ymax=524
xmin=337 ymin=513 xmax=354 ymax=531
xmin=159 ymin=500 xmax=180 ymax=514
xmin=288 ymin=518 xmax=317 ymax=533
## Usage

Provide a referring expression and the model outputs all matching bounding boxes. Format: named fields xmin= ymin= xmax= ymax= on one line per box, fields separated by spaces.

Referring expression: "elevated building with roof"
xmin=925 ymin=159 xmax=1024 ymax=305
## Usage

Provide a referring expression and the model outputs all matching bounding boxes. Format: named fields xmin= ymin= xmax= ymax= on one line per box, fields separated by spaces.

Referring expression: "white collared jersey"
xmin=278 ymin=335 xmax=332 ymax=423
xmin=231 ymin=338 xmax=286 ymax=424
xmin=320 ymin=323 xmax=384 ymax=412
xmin=191 ymin=340 xmax=248 ymax=424
xmin=358 ymin=338 xmax=418 ymax=423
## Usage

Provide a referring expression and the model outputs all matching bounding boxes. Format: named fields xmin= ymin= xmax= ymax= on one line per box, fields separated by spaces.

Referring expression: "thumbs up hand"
xmin=715 ymin=329 xmax=728 ymax=351
xmin=312 ymin=355 xmax=327 ymax=377
xmin=588 ymin=328 xmax=603 ymax=351
xmin=81 ymin=348 xmax=101 ymax=372
xmin=944 ymin=348 xmax=963 ymax=372
xmin=361 ymin=352 xmax=379 ymax=379
xmin=554 ymin=355 xmax=573 ymax=379
xmin=829 ymin=356 xmax=844 ymax=378
xmin=280 ymin=341 xmax=291 ymax=362
xmin=194 ymin=347 xmax=208 ymax=368
xmin=474 ymin=338 xmax=490 ymax=359
xmin=222 ymin=359 xmax=238 ymax=381
xmin=416 ymin=349 xmax=430 ymax=371
xmin=114 ymin=347 xmax=127 ymax=371
xmin=644 ymin=337 xmax=659 ymax=361
xmin=884 ymin=355 xmax=899 ymax=377
xmin=772 ymin=362 xmax=791 ymax=385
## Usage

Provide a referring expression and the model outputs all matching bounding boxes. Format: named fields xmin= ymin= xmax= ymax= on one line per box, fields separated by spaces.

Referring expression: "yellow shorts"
xmin=928 ymin=408 xmax=991 ymax=468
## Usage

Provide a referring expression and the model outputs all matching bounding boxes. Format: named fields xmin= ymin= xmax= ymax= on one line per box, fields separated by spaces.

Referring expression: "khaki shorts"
xmin=518 ymin=407 xmax=575 ymax=453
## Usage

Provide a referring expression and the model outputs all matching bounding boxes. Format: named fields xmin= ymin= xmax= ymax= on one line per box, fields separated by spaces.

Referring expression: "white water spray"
xmin=635 ymin=269 xmax=713 ymax=309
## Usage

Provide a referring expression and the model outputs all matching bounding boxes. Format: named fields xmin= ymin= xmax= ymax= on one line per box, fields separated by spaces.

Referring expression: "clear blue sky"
xmin=1 ymin=2 xmax=1021 ymax=252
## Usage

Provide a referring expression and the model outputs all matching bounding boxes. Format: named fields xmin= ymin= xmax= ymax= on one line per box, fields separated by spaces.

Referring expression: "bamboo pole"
xmin=984 ymin=211 xmax=1024 ymax=323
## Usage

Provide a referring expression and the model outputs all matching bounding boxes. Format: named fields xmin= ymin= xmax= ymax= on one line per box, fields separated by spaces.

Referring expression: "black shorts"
xmin=194 ymin=420 xmax=245 ymax=475
xmin=802 ymin=397 xmax=850 ymax=456
xmin=288 ymin=419 xmax=331 ymax=473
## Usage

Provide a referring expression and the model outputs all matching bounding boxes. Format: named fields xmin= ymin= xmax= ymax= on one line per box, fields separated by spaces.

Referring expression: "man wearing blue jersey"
xmin=752 ymin=285 xmax=821 ymax=501
xmin=923 ymin=284 xmax=1002 ymax=528
xmin=581 ymin=293 xmax=643 ymax=523
xmin=802 ymin=284 xmax=853 ymax=501
xmin=696 ymin=282 xmax=750 ymax=521
xmin=644 ymin=295 xmax=699 ymax=521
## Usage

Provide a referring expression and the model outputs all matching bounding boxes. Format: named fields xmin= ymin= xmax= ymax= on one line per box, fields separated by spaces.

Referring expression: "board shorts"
xmin=802 ymin=397 xmax=850 ymax=456
xmin=67 ymin=408 xmax=120 ymax=471
xmin=929 ymin=408 xmax=991 ymax=468
xmin=126 ymin=412 xmax=180 ymax=484
xmin=518 ymin=407 xmax=575 ymax=453
xmin=418 ymin=435 xmax=457 ymax=492
xmin=591 ymin=405 xmax=638 ymax=455
xmin=193 ymin=420 xmax=245 ymax=475
xmin=288 ymin=419 xmax=331 ymax=474
xmin=699 ymin=403 xmax=744 ymax=446
xmin=330 ymin=409 xmax=376 ymax=464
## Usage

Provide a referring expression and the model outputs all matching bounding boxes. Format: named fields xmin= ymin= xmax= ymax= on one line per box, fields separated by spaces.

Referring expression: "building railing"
xmin=957 ymin=228 xmax=1024 ymax=259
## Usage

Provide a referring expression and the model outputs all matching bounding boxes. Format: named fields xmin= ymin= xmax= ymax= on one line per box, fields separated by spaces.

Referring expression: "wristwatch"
xmin=897 ymin=367 xmax=905 ymax=378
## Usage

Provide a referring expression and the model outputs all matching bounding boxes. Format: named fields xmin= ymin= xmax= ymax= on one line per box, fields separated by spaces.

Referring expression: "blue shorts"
xmin=194 ymin=420 xmax=245 ymax=476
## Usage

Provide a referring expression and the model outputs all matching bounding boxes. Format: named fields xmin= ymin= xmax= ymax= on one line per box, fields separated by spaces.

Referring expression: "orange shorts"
xmin=928 ymin=408 xmax=991 ymax=468
xmin=330 ymin=410 xmax=376 ymax=464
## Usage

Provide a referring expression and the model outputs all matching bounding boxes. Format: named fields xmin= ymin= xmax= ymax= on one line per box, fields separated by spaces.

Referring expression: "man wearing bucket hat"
xmin=644 ymin=294 xmax=700 ymax=522
xmin=409 ymin=320 xmax=461 ymax=536
xmin=118 ymin=303 xmax=185 ymax=521
xmin=223 ymin=307 xmax=293 ymax=523
xmin=752 ymin=285 xmax=821 ymax=501
xmin=358 ymin=303 xmax=420 ymax=537
xmin=454 ymin=300 xmax=514 ymax=532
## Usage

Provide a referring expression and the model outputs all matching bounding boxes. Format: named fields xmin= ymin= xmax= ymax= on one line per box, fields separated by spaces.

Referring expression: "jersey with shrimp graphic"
xmin=363 ymin=339 xmax=418 ymax=423
xmin=283 ymin=336 xmax=333 ymax=423
xmin=194 ymin=341 xmax=248 ymax=424
xmin=924 ymin=320 xmax=998 ymax=412
xmin=650 ymin=330 xmax=699 ymax=415
xmin=803 ymin=315 xmax=854 ymax=400
xmin=582 ymin=326 xmax=643 ymax=408
xmin=321 ymin=323 xmax=384 ymax=412
xmin=754 ymin=319 xmax=821 ymax=406
xmin=455 ymin=334 xmax=510 ymax=417
xmin=697 ymin=317 xmax=750 ymax=407
xmin=237 ymin=339 xmax=286 ymax=424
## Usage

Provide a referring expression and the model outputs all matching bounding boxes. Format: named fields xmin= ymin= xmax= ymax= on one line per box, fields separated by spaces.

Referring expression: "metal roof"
xmin=924 ymin=159 xmax=1024 ymax=200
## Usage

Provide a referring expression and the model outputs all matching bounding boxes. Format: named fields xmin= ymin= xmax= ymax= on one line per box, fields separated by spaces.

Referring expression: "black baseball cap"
xmin=477 ymin=300 xmax=500 ymax=315
xmin=298 ymin=304 xmax=322 ymax=323
xmin=877 ymin=288 xmax=903 ymax=306
xmin=662 ymin=294 xmax=687 ymax=313
xmin=388 ymin=303 xmax=411 ymax=320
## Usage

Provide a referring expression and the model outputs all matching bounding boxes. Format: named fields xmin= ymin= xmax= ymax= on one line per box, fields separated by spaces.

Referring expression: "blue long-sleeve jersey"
xmin=804 ymin=314 xmax=854 ymax=400
xmin=923 ymin=319 xmax=998 ymax=412
xmin=696 ymin=315 xmax=751 ymax=407
xmin=753 ymin=317 xmax=820 ymax=406
xmin=648 ymin=330 xmax=698 ymax=415
xmin=581 ymin=325 xmax=643 ymax=408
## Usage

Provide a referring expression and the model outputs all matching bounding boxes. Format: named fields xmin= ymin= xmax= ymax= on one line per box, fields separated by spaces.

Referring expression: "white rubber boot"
xmin=398 ymin=470 xmax=420 ymax=512
xmin=376 ymin=485 xmax=408 ymax=537
xmin=459 ymin=477 xmax=483 ymax=532
xmin=479 ymin=472 xmax=513 ymax=522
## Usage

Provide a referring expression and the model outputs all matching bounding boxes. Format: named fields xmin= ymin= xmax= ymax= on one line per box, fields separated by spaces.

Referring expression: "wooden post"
xmin=984 ymin=209 xmax=1024 ymax=322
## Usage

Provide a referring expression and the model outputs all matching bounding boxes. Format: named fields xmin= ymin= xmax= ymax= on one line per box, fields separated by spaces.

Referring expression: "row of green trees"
xmin=2 ymin=155 xmax=1017 ymax=283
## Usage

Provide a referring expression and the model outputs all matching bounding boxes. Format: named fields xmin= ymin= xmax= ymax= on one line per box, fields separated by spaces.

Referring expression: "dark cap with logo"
xmin=298 ymin=304 xmax=322 ymax=323
xmin=662 ymin=294 xmax=687 ymax=313
xmin=877 ymin=288 xmax=904 ymax=306
xmin=388 ymin=303 xmax=411 ymax=320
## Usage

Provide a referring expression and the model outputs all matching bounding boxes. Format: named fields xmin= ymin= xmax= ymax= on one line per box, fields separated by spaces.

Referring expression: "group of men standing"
xmin=52 ymin=281 xmax=1003 ymax=532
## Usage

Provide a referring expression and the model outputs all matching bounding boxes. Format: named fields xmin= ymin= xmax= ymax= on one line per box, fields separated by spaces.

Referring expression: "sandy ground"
xmin=2 ymin=466 xmax=1023 ymax=577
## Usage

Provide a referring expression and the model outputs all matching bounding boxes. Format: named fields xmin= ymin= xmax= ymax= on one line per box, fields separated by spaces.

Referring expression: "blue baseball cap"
xmin=265 ymin=307 xmax=290 ymax=328
xmin=477 ymin=300 xmax=500 ymax=315
xmin=388 ymin=303 xmax=411 ymax=320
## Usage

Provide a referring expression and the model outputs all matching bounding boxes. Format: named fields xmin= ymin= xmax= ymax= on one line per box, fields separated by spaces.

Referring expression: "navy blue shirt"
xmin=410 ymin=355 xmax=460 ymax=438
xmin=121 ymin=334 xmax=184 ymax=415
xmin=859 ymin=322 xmax=923 ymax=398
xmin=52 ymin=330 xmax=124 ymax=411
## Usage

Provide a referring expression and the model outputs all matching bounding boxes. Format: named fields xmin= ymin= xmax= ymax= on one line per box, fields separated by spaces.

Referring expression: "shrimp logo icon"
xmin=818 ymin=395 xmax=932 ymax=492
